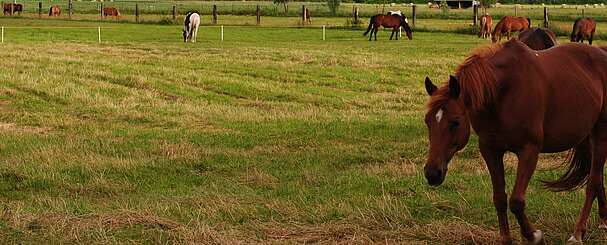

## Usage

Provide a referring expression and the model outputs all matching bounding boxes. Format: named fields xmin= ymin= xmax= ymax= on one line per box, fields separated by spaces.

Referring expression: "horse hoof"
xmin=529 ymin=230 xmax=543 ymax=244
xmin=568 ymin=235 xmax=582 ymax=243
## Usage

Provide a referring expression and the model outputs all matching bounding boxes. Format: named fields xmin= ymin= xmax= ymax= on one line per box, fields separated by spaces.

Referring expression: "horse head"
xmin=423 ymin=76 xmax=470 ymax=186
xmin=401 ymin=17 xmax=413 ymax=40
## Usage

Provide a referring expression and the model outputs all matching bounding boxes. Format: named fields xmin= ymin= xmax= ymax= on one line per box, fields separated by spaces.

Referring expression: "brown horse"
xmin=571 ymin=17 xmax=596 ymax=45
xmin=518 ymin=27 xmax=557 ymax=50
xmin=304 ymin=7 xmax=311 ymax=24
xmin=3 ymin=3 xmax=23 ymax=16
xmin=103 ymin=7 xmax=120 ymax=19
xmin=478 ymin=14 xmax=492 ymax=39
xmin=424 ymin=39 xmax=607 ymax=244
xmin=492 ymin=16 xmax=530 ymax=43
xmin=49 ymin=5 xmax=60 ymax=17
xmin=363 ymin=14 xmax=413 ymax=41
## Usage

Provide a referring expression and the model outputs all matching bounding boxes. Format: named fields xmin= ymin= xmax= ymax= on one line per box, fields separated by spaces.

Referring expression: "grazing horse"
xmin=183 ymin=11 xmax=200 ymax=43
xmin=424 ymin=39 xmax=607 ymax=244
xmin=518 ymin=27 xmax=557 ymax=50
xmin=571 ymin=17 xmax=596 ymax=45
xmin=49 ymin=5 xmax=61 ymax=17
xmin=102 ymin=7 xmax=120 ymax=19
xmin=478 ymin=14 xmax=492 ymax=39
xmin=492 ymin=16 xmax=530 ymax=43
xmin=363 ymin=14 xmax=413 ymax=41
xmin=3 ymin=3 xmax=23 ymax=16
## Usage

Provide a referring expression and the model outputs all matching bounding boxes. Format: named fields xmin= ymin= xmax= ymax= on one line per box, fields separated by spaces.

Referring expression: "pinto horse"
xmin=424 ymin=39 xmax=607 ymax=244
xmin=3 ymin=3 xmax=23 ymax=16
xmin=478 ymin=14 xmax=492 ymax=39
xmin=518 ymin=27 xmax=557 ymax=50
xmin=49 ymin=5 xmax=60 ymax=17
xmin=102 ymin=7 xmax=120 ymax=19
xmin=571 ymin=17 xmax=596 ymax=45
xmin=492 ymin=16 xmax=530 ymax=43
xmin=363 ymin=14 xmax=413 ymax=41
xmin=183 ymin=11 xmax=200 ymax=43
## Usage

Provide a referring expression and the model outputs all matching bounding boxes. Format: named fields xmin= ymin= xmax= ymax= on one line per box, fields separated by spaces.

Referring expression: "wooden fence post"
xmin=544 ymin=7 xmax=549 ymax=28
xmin=473 ymin=4 xmax=478 ymax=27
xmin=100 ymin=3 xmax=103 ymax=19
xmin=514 ymin=5 xmax=517 ymax=16
xmin=172 ymin=5 xmax=176 ymax=21
xmin=212 ymin=4 xmax=217 ymax=24
xmin=256 ymin=5 xmax=260 ymax=25
xmin=582 ymin=8 xmax=585 ymax=18
xmin=301 ymin=5 xmax=305 ymax=25
xmin=10 ymin=0 xmax=13 ymax=15
xmin=68 ymin=0 xmax=72 ymax=19
xmin=38 ymin=2 xmax=41 ymax=18
xmin=412 ymin=4 xmax=416 ymax=28
xmin=353 ymin=6 xmax=359 ymax=24
xmin=135 ymin=3 xmax=139 ymax=23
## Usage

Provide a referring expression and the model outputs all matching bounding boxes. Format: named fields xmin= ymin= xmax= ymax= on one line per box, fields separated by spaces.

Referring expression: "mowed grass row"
xmin=0 ymin=19 xmax=606 ymax=243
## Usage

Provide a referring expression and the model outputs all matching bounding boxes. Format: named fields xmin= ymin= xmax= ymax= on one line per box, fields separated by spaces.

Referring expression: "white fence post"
xmin=322 ymin=25 xmax=325 ymax=40
xmin=221 ymin=26 xmax=224 ymax=41
xmin=98 ymin=26 xmax=101 ymax=43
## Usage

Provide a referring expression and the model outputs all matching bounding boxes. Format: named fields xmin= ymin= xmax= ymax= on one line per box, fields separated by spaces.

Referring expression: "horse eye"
xmin=449 ymin=121 xmax=460 ymax=130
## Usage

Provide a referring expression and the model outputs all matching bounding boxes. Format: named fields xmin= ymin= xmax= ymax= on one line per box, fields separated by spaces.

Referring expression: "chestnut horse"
xmin=49 ymin=5 xmax=60 ymax=17
xmin=478 ymin=14 xmax=492 ymax=39
xmin=424 ymin=39 xmax=607 ymax=244
xmin=103 ymin=7 xmax=120 ymax=19
xmin=3 ymin=3 xmax=22 ymax=16
xmin=518 ymin=27 xmax=557 ymax=50
xmin=492 ymin=16 xmax=530 ymax=43
xmin=571 ymin=17 xmax=596 ymax=45
xmin=363 ymin=14 xmax=413 ymax=41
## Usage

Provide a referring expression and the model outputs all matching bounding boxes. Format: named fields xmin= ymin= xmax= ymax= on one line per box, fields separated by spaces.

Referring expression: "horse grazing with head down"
xmin=183 ymin=11 xmax=200 ymax=43
xmin=363 ymin=14 xmax=413 ymax=41
xmin=478 ymin=14 xmax=492 ymax=39
xmin=3 ymin=3 xmax=22 ymax=15
xmin=102 ymin=7 xmax=120 ymax=19
xmin=49 ymin=5 xmax=60 ymax=17
xmin=571 ymin=17 xmax=596 ymax=45
xmin=492 ymin=16 xmax=530 ymax=43
xmin=518 ymin=27 xmax=557 ymax=50
xmin=424 ymin=39 xmax=607 ymax=244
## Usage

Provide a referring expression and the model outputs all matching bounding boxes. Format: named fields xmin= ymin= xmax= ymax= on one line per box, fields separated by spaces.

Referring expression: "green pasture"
xmin=0 ymin=17 xmax=607 ymax=243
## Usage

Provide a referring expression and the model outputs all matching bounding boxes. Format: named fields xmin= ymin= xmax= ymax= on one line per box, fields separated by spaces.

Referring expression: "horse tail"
xmin=48 ymin=6 xmax=52 ymax=16
xmin=363 ymin=15 xmax=376 ymax=36
xmin=542 ymin=138 xmax=591 ymax=192
xmin=526 ymin=17 xmax=531 ymax=28
xmin=479 ymin=16 xmax=486 ymax=37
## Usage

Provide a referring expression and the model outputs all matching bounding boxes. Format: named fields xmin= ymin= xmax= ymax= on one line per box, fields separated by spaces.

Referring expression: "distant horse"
xmin=363 ymin=14 xmax=413 ymax=41
xmin=183 ymin=11 xmax=200 ymax=43
xmin=478 ymin=14 xmax=492 ymax=39
xmin=49 ymin=5 xmax=60 ymax=17
xmin=492 ymin=16 xmax=530 ymax=43
xmin=3 ymin=3 xmax=23 ymax=16
xmin=304 ymin=7 xmax=311 ymax=24
xmin=424 ymin=39 xmax=607 ymax=244
xmin=571 ymin=17 xmax=596 ymax=45
xmin=518 ymin=27 xmax=557 ymax=50
xmin=102 ymin=7 xmax=120 ymax=19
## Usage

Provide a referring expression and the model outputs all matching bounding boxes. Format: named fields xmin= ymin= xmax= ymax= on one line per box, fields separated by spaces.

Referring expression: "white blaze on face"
xmin=435 ymin=109 xmax=443 ymax=123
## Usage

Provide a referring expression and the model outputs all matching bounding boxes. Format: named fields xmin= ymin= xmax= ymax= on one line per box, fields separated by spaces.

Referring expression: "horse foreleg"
xmin=193 ymin=27 xmax=198 ymax=43
xmin=510 ymin=146 xmax=543 ymax=244
xmin=374 ymin=28 xmax=378 ymax=41
xmin=570 ymin=135 xmax=607 ymax=242
xmin=389 ymin=29 xmax=394 ymax=40
xmin=480 ymin=145 xmax=512 ymax=245
xmin=589 ymin=31 xmax=595 ymax=46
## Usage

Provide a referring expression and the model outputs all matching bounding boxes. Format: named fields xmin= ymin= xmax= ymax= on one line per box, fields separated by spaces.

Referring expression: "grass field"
xmin=1 ymin=18 xmax=607 ymax=243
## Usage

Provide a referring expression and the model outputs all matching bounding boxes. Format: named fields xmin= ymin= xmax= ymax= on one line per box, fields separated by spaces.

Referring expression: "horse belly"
xmin=541 ymin=76 xmax=603 ymax=153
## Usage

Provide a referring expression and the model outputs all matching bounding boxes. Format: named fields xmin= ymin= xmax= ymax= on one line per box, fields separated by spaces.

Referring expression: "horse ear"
xmin=425 ymin=77 xmax=437 ymax=96
xmin=448 ymin=75 xmax=460 ymax=98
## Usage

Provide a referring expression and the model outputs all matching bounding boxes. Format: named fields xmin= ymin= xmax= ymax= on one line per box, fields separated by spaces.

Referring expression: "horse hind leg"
xmin=390 ymin=29 xmax=394 ymax=40
xmin=570 ymin=131 xmax=607 ymax=242
xmin=374 ymin=28 xmax=378 ymax=41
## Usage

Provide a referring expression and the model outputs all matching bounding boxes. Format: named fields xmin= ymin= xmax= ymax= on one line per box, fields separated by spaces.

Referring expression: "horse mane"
xmin=427 ymin=44 xmax=501 ymax=112
xmin=492 ymin=18 xmax=505 ymax=36
xmin=536 ymin=28 xmax=556 ymax=48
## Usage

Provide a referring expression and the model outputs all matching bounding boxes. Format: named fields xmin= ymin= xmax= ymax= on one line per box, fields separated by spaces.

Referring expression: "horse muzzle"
xmin=424 ymin=165 xmax=446 ymax=186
